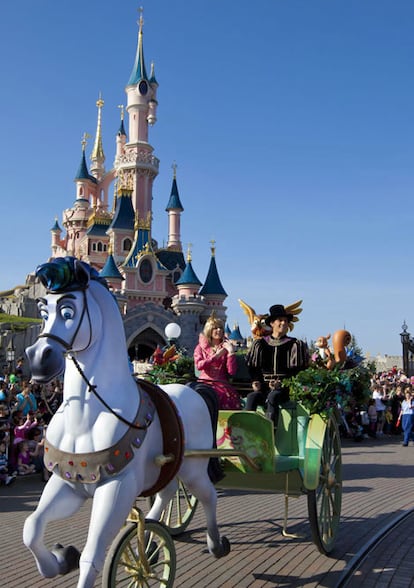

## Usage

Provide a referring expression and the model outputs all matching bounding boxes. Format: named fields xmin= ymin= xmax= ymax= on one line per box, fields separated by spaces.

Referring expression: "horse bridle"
xmin=37 ymin=289 xmax=92 ymax=353
xmin=36 ymin=289 xmax=150 ymax=431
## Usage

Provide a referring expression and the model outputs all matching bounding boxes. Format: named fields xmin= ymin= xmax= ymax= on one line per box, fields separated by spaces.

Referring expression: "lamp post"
xmin=164 ymin=323 xmax=181 ymax=346
xmin=6 ymin=338 xmax=15 ymax=374
xmin=400 ymin=321 xmax=411 ymax=376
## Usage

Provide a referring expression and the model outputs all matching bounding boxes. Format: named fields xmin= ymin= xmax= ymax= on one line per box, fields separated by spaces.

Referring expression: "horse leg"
xmin=76 ymin=473 xmax=139 ymax=588
xmin=23 ymin=475 xmax=86 ymax=578
xmin=180 ymin=460 xmax=230 ymax=558
xmin=146 ymin=476 xmax=179 ymax=520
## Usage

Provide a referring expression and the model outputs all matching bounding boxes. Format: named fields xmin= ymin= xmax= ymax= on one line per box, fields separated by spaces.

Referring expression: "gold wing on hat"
xmin=238 ymin=298 xmax=270 ymax=339
xmin=285 ymin=299 xmax=303 ymax=331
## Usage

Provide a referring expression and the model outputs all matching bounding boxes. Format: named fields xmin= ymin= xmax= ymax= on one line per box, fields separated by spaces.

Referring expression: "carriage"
xmin=22 ymin=257 xmax=342 ymax=588
xmin=102 ymin=401 xmax=342 ymax=587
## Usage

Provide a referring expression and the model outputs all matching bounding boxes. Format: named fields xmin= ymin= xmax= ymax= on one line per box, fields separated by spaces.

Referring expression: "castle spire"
xmin=90 ymin=94 xmax=105 ymax=181
xmin=127 ymin=7 xmax=148 ymax=85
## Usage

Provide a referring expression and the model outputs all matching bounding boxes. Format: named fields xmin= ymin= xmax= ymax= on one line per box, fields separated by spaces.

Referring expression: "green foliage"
xmin=144 ymin=356 xmax=195 ymax=385
xmin=285 ymin=362 xmax=374 ymax=414
xmin=0 ymin=313 xmax=41 ymax=331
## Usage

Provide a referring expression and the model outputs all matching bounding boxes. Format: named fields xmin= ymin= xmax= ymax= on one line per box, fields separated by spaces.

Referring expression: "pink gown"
xmin=194 ymin=335 xmax=241 ymax=410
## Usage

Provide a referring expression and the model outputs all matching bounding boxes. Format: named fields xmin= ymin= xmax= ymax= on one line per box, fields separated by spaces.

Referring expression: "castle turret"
xmin=166 ymin=164 xmax=184 ymax=251
xmin=116 ymin=105 xmax=127 ymax=160
xmin=61 ymin=135 xmax=96 ymax=257
xmin=199 ymin=241 xmax=227 ymax=322
xmin=50 ymin=218 xmax=62 ymax=257
xmin=172 ymin=246 xmax=206 ymax=352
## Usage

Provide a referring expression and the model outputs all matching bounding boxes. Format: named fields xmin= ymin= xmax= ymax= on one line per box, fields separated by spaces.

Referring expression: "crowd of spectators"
xmin=0 ymin=357 xmax=62 ymax=486
xmin=345 ymin=366 xmax=414 ymax=443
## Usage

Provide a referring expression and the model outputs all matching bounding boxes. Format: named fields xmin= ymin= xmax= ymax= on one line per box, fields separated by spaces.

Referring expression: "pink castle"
xmin=48 ymin=11 xmax=230 ymax=360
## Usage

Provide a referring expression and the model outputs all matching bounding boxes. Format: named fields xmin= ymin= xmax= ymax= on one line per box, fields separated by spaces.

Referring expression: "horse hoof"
xmin=212 ymin=536 xmax=231 ymax=558
xmin=52 ymin=544 xmax=80 ymax=575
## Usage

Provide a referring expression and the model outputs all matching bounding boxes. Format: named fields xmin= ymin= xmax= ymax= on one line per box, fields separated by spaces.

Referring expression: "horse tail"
xmin=187 ymin=381 xmax=225 ymax=484
xmin=332 ymin=329 xmax=352 ymax=363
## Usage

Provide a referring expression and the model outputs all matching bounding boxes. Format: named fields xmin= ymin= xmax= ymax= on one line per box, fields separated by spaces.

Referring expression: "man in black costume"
xmin=245 ymin=304 xmax=309 ymax=426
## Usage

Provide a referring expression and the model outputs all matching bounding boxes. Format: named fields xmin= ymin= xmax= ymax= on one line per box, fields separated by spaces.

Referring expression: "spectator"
xmin=16 ymin=440 xmax=36 ymax=475
xmin=367 ymin=399 xmax=377 ymax=438
xmin=0 ymin=440 xmax=15 ymax=486
xmin=15 ymin=385 xmax=37 ymax=417
xmin=372 ymin=384 xmax=386 ymax=437
xmin=399 ymin=389 xmax=414 ymax=447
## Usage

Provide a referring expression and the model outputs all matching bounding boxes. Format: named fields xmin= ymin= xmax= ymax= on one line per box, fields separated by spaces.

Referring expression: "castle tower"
xmin=166 ymin=163 xmax=184 ymax=251
xmin=117 ymin=9 xmax=159 ymax=225
xmin=62 ymin=135 xmax=96 ymax=257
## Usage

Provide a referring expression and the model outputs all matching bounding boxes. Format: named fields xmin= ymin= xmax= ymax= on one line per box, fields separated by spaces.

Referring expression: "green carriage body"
xmin=216 ymin=405 xmax=327 ymax=494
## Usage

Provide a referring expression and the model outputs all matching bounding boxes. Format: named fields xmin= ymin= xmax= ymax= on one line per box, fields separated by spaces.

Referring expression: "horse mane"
xmin=36 ymin=256 xmax=108 ymax=294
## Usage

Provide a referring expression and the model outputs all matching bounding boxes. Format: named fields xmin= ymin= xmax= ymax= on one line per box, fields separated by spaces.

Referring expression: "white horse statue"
xmin=24 ymin=257 xmax=229 ymax=588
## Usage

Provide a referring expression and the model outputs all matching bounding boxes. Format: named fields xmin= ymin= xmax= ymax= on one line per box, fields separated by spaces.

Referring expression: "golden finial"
xmin=210 ymin=239 xmax=216 ymax=256
xmin=81 ymin=132 xmax=91 ymax=151
xmin=172 ymin=161 xmax=177 ymax=179
xmin=96 ymin=92 xmax=104 ymax=109
xmin=117 ymin=104 xmax=125 ymax=120
xmin=138 ymin=6 xmax=144 ymax=30
xmin=186 ymin=243 xmax=192 ymax=262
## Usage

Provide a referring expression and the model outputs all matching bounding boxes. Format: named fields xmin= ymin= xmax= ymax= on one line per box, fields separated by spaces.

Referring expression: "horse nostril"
xmin=43 ymin=347 xmax=53 ymax=361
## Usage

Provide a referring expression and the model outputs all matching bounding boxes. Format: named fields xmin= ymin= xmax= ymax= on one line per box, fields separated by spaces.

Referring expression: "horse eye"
xmin=39 ymin=309 xmax=48 ymax=320
xmin=60 ymin=306 xmax=75 ymax=320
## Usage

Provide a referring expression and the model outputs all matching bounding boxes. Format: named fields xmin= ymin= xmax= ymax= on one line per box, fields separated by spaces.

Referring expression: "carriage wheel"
xmin=149 ymin=478 xmax=198 ymax=536
xmin=102 ymin=520 xmax=176 ymax=588
xmin=307 ymin=413 xmax=342 ymax=554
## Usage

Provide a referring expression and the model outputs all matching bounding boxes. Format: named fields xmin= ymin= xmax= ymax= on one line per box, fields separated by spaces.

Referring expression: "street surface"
xmin=2 ymin=436 xmax=414 ymax=587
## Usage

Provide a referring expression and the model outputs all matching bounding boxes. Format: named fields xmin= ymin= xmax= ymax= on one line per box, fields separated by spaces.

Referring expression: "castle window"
xmin=97 ymin=242 xmax=103 ymax=252
xmin=92 ymin=243 xmax=97 ymax=252
xmin=123 ymin=238 xmax=132 ymax=252
xmin=139 ymin=258 xmax=153 ymax=284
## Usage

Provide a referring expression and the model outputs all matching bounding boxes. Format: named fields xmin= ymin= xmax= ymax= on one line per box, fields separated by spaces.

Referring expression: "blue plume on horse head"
xmin=36 ymin=257 xmax=108 ymax=293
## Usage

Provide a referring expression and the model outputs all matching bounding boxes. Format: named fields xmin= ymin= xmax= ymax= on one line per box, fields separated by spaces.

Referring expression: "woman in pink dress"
xmin=194 ymin=315 xmax=241 ymax=410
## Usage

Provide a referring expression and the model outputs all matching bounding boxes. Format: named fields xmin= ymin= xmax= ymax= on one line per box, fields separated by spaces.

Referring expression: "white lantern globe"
xmin=165 ymin=323 xmax=181 ymax=341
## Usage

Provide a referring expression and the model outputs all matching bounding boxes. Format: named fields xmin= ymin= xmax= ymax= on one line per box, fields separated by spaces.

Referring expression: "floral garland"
xmin=284 ymin=361 xmax=373 ymax=415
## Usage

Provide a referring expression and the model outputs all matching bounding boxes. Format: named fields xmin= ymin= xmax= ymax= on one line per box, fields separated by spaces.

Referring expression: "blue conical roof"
xmin=176 ymin=260 xmax=202 ymax=286
xmin=75 ymin=150 xmax=96 ymax=183
xmin=166 ymin=177 xmax=183 ymax=211
xmin=118 ymin=119 xmax=126 ymax=137
xmin=199 ymin=254 xmax=227 ymax=296
xmin=127 ymin=15 xmax=148 ymax=85
xmin=51 ymin=218 xmax=61 ymax=232
xmin=100 ymin=254 xmax=123 ymax=280
xmin=229 ymin=324 xmax=244 ymax=342
xmin=109 ymin=191 xmax=135 ymax=231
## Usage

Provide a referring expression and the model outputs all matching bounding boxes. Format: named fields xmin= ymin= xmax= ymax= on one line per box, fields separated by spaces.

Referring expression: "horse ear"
xmin=73 ymin=259 xmax=90 ymax=288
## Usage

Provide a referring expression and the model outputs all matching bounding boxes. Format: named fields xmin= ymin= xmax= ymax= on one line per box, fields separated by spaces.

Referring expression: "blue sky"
xmin=1 ymin=0 xmax=413 ymax=357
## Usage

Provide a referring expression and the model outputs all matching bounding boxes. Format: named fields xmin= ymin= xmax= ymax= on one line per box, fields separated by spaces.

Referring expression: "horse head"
xmin=26 ymin=257 xmax=110 ymax=382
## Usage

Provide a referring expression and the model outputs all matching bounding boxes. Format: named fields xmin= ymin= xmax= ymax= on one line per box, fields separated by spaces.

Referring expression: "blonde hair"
xmin=203 ymin=315 xmax=225 ymax=346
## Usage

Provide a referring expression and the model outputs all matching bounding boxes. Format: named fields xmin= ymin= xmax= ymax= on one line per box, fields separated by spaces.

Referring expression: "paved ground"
xmin=2 ymin=435 xmax=414 ymax=587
